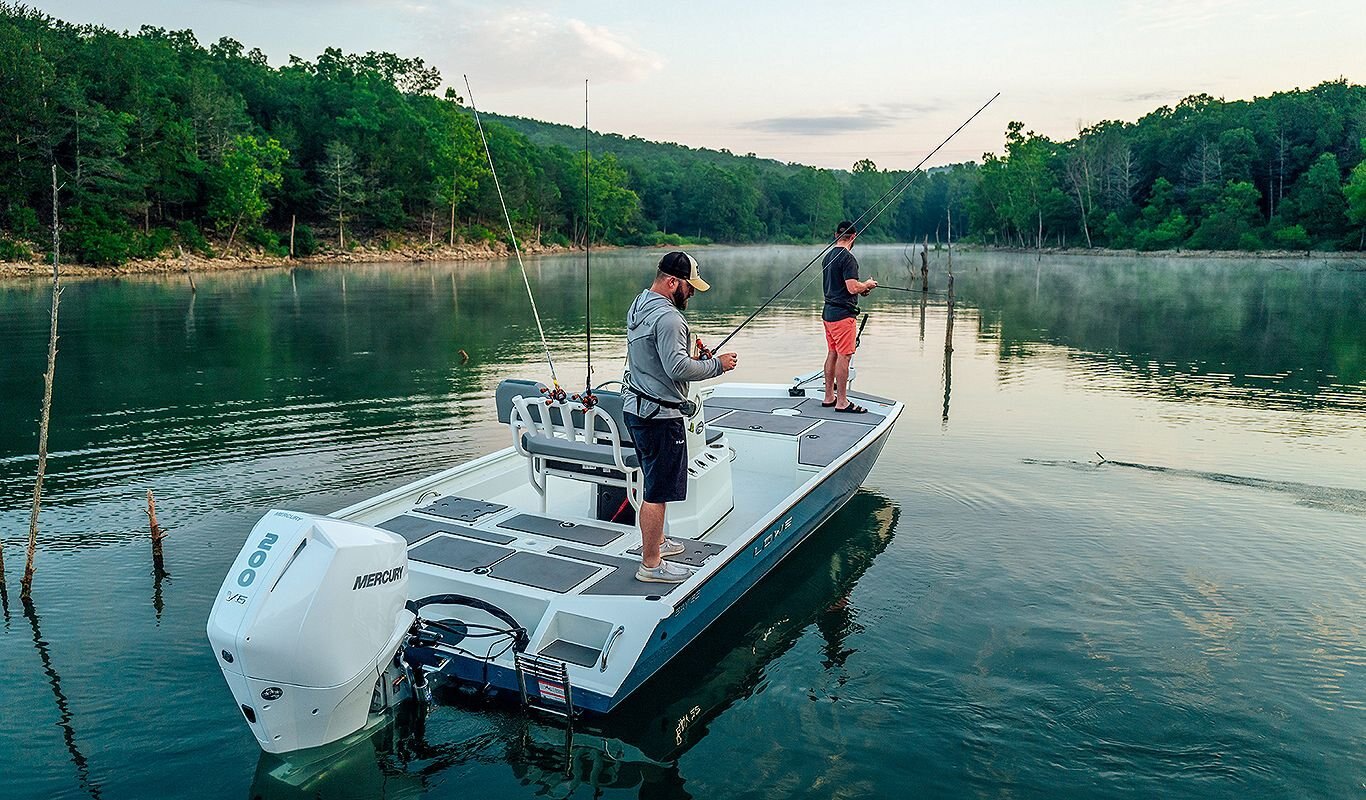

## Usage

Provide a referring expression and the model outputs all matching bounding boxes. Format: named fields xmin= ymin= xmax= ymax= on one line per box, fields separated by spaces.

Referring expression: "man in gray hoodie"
xmin=624 ymin=251 xmax=738 ymax=583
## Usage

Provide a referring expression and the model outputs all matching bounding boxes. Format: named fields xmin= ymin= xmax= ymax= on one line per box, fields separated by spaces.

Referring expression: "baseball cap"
xmin=658 ymin=251 xmax=710 ymax=292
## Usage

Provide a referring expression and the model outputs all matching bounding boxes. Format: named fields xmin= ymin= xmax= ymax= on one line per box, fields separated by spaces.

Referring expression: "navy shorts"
xmin=624 ymin=412 xmax=688 ymax=504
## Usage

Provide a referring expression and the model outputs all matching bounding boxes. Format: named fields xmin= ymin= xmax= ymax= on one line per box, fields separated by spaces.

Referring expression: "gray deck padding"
xmin=626 ymin=539 xmax=725 ymax=568
xmin=378 ymin=515 xmax=516 ymax=545
xmin=548 ymin=546 xmax=687 ymax=597
xmin=797 ymin=421 xmax=873 ymax=467
xmin=487 ymin=551 xmax=601 ymax=593
xmin=408 ymin=535 xmax=515 ymax=571
xmin=540 ymin=639 xmax=601 ymax=668
xmin=498 ymin=514 xmax=625 ymax=547
xmin=793 ymin=398 xmax=883 ymax=425
xmin=705 ymin=395 xmax=806 ymax=413
xmin=414 ymin=495 xmax=508 ymax=522
xmin=710 ymin=409 xmax=820 ymax=436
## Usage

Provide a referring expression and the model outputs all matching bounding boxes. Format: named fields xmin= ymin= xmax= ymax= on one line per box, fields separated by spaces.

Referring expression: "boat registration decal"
xmin=537 ymin=680 xmax=566 ymax=703
xmin=752 ymin=517 xmax=793 ymax=557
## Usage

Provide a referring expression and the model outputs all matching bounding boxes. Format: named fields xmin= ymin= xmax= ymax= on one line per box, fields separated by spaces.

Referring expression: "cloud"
xmin=430 ymin=7 xmax=662 ymax=91
xmin=742 ymin=101 xmax=938 ymax=136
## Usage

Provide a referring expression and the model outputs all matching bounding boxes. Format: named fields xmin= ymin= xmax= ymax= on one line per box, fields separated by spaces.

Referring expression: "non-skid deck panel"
xmin=548 ymin=546 xmax=686 ymax=597
xmin=409 ymin=535 xmax=515 ymax=572
xmin=706 ymin=395 xmax=805 ymax=413
xmin=798 ymin=421 xmax=874 ymax=467
xmin=487 ymin=551 xmax=601 ymax=593
xmin=627 ymin=539 xmax=725 ymax=568
xmin=704 ymin=406 xmax=734 ymax=424
xmin=414 ymin=495 xmax=508 ymax=523
xmin=540 ymin=639 xmax=601 ymax=668
xmin=793 ymin=398 xmax=883 ymax=425
xmin=498 ymin=514 xmax=625 ymax=547
xmin=710 ymin=409 xmax=819 ymax=436
xmin=849 ymin=390 xmax=896 ymax=406
xmin=378 ymin=515 xmax=516 ymax=545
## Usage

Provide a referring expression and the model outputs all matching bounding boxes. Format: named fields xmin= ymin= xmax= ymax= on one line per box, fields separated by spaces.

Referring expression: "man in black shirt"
xmin=821 ymin=221 xmax=877 ymax=412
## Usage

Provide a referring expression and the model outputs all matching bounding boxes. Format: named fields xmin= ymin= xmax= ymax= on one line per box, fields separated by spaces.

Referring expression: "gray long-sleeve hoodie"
xmin=623 ymin=289 xmax=723 ymax=419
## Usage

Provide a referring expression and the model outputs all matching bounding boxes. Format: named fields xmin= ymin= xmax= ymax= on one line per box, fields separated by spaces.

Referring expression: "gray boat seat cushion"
xmin=522 ymin=433 xmax=640 ymax=469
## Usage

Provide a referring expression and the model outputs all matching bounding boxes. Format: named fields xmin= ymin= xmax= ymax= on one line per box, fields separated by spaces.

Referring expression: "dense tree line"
xmin=968 ymin=85 xmax=1366 ymax=252
xmin=2 ymin=5 xmax=1363 ymax=266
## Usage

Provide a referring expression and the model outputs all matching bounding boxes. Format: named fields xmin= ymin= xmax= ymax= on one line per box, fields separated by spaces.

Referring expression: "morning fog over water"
xmin=1 ymin=246 xmax=1363 ymax=799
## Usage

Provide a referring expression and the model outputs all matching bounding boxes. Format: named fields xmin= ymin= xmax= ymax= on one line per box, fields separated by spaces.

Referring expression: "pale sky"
xmin=29 ymin=0 xmax=1364 ymax=170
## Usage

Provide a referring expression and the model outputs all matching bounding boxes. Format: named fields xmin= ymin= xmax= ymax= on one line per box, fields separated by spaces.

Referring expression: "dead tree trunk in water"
xmin=23 ymin=166 xmax=63 ymax=598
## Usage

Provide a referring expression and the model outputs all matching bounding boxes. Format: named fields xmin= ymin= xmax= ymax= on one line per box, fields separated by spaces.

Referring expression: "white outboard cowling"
xmin=207 ymin=510 xmax=415 ymax=753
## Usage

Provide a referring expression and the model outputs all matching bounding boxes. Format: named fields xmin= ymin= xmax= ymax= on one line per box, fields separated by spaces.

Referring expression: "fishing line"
xmin=581 ymin=79 xmax=595 ymax=403
xmin=464 ymin=75 xmax=560 ymax=389
xmin=712 ymin=92 xmax=999 ymax=350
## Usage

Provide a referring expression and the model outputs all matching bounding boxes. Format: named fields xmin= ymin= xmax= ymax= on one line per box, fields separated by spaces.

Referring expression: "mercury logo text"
xmin=353 ymin=566 xmax=404 ymax=590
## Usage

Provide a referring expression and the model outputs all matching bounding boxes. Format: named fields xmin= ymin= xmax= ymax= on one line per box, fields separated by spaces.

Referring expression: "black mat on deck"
xmin=378 ymin=515 xmax=516 ymax=545
xmin=548 ymin=546 xmax=687 ymax=596
xmin=706 ymin=396 xmax=805 ymax=413
xmin=487 ymin=551 xmax=601 ymax=593
xmin=793 ymin=398 xmax=883 ymax=425
xmin=540 ymin=639 xmax=601 ymax=668
xmin=414 ymin=496 xmax=508 ymax=523
xmin=710 ymin=409 xmax=818 ymax=436
xmin=798 ymin=422 xmax=873 ymax=467
xmin=498 ymin=514 xmax=624 ymax=546
xmin=627 ymin=539 xmax=725 ymax=568
xmin=409 ymin=535 xmax=515 ymax=571
xmin=704 ymin=406 xmax=734 ymax=423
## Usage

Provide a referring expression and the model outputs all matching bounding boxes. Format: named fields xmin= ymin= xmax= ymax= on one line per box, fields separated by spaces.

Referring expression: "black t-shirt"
xmin=821 ymin=247 xmax=860 ymax=322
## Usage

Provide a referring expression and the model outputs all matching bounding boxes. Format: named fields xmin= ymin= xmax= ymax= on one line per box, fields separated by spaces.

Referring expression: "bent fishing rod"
xmin=709 ymin=92 xmax=999 ymax=353
xmin=464 ymin=75 xmax=565 ymax=402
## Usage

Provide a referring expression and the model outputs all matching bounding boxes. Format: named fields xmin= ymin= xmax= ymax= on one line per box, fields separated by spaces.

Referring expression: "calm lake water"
xmin=1 ymin=246 xmax=1363 ymax=799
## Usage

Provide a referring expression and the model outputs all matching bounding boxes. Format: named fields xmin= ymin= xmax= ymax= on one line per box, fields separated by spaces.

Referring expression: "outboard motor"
xmin=207 ymin=510 xmax=415 ymax=753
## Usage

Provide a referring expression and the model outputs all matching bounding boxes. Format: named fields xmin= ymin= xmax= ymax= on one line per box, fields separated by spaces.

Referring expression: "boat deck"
xmin=344 ymin=388 xmax=894 ymax=602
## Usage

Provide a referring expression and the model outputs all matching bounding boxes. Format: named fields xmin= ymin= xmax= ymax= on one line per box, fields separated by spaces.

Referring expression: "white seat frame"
xmin=508 ymin=395 xmax=643 ymax=514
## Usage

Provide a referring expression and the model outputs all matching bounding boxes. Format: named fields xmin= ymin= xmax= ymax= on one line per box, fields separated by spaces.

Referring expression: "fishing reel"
xmin=695 ymin=337 xmax=713 ymax=360
xmin=572 ymin=388 xmax=598 ymax=409
xmin=540 ymin=383 xmax=568 ymax=405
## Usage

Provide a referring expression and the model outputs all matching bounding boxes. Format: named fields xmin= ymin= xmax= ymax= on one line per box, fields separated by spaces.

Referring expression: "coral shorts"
xmin=823 ymin=316 xmax=858 ymax=356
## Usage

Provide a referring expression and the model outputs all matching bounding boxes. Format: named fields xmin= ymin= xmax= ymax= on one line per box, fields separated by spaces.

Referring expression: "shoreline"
xmin=0 ymin=239 xmax=579 ymax=280
xmin=2 ymin=242 xmax=1362 ymax=281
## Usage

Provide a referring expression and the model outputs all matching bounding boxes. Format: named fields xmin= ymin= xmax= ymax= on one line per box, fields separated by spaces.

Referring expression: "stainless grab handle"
xmin=600 ymin=625 xmax=625 ymax=672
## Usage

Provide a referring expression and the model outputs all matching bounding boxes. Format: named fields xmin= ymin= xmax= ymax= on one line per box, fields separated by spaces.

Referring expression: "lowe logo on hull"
xmin=236 ymin=533 xmax=279 ymax=587
xmin=353 ymin=566 xmax=404 ymax=590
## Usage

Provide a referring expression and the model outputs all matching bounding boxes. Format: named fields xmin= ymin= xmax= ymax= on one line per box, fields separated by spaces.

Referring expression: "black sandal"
xmin=834 ymin=403 xmax=868 ymax=414
xmin=821 ymin=401 xmax=837 ymax=407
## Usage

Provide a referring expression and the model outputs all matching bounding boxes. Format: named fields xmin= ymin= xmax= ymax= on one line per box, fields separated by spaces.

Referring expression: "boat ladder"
xmin=514 ymin=651 xmax=577 ymax=768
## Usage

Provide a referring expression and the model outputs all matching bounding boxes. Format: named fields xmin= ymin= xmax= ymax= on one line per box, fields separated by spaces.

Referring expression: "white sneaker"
xmin=636 ymin=560 xmax=691 ymax=583
xmin=660 ymin=538 xmax=687 ymax=558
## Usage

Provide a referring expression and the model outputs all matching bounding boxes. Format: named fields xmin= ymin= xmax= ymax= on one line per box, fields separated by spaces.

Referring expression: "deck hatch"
xmin=408 ymin=535 xmax=515 ymax=571
xmin=414 ymin=495 xmax=508 ymax=522
xmin=797 ymin=421 xmax=873 ymax=467
xmin=378 ymin=515 xmax=516 ymax=545
xmin=487 ymin=552 xmax=601 ymax=593
xmin=548 ymin=546 xmax=687 ymax=597
xmin=710 ymin=410 xmax=819 ymax=436
xmin=498 ymin=514 xmax=624 ymax=546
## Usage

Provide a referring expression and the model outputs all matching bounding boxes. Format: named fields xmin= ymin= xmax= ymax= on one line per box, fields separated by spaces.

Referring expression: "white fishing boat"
xmin=207 ymin=374 xmax=901 ymax=753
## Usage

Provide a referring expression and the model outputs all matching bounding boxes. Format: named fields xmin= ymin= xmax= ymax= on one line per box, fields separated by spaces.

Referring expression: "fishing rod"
xmin=463 ymin=75 xmax=565 ymax=403
xmin=575 ymin=79 xmax=597 ymax=409
xmin=710 ymin=92 xmax=999 ymax=352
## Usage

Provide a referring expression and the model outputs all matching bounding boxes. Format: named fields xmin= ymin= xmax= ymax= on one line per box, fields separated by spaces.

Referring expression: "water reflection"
xmin=22 ymin=595 xmax=103 ymax=800
xmin=247 ymin=492 xmax=899 ymax=800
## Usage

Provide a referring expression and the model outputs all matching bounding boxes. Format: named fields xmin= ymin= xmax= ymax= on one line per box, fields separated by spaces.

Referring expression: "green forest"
xmin=2 ymin=4 xmax=1365 ymax=266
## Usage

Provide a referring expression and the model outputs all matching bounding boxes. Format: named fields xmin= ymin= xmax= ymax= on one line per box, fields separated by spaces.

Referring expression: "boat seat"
xmin=499 ymin=380 xmax=643 ymax=513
